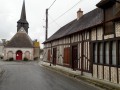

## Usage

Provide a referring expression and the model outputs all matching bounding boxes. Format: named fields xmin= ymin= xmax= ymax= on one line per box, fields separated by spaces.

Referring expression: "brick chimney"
xmin=77 ymin=8 xmax=83 ymax=20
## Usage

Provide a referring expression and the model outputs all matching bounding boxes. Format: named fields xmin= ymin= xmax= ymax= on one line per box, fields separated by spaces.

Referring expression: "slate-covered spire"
xmin=17 ymin=0 xmax=29 ymax=34
xmin=20 ymin=0 xmax=26 ymax=20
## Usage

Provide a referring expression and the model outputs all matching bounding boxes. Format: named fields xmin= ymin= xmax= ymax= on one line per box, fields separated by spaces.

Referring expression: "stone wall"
xmin=34 ymin=47 xmax=40 ymax=59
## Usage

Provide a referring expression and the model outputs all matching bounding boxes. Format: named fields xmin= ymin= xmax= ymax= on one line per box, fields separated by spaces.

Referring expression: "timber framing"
xmin=43 ymin=0 xmax=120 ymax=84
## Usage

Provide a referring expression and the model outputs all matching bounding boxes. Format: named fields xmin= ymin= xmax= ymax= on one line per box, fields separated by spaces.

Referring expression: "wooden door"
xmin=72 ymin=45 xmax=78 ymax=70
xmin=53 ymin=48 xmax=57 ymax=65
xmin=16 ymin=51 xmax=22 ymax=60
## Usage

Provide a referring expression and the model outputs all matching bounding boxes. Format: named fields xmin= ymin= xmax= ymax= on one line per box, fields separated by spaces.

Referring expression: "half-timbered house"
xmin=43 ymin=0 xmax=120 ymax=84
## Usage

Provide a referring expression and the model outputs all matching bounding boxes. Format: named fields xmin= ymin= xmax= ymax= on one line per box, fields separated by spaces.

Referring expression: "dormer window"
xmin=96 ymin=0 xmax=116 ymax=35
xmin=104 ymin=6 xmax=114 ymax=34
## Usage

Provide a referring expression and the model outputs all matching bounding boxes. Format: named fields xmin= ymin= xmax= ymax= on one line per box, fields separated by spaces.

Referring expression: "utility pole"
xmin=46 ymin=9 xmax=48 ymax=40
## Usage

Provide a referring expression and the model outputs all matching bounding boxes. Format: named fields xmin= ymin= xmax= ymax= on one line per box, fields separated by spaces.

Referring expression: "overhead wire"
xmin=48 ymin=0 xmax=57 ymax=10
xmin=48 ymin=14 xmax=61 ymax=28
xmin=45 ymin=0 xmax=82 ymax=37
xmin=49 ymin=0 xmax=82 ymax=24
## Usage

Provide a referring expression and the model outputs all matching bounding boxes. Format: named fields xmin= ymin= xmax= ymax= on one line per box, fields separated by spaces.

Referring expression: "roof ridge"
xmin=5 ymin=30 xmax=33 ymax=48
xmin=44 ymin=8 xmax=103 ymax=43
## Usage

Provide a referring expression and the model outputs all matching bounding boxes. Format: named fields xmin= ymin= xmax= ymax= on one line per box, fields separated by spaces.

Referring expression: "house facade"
xmin=43 ymin=0 xmax=120 ymax=84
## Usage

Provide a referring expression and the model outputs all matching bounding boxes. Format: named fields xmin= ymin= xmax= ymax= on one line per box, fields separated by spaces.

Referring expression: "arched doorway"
xmin=25 ymin=51 xmax=30 ymax=60
xmin=7 ymin=51 xmax=13 ymax=59
xmin=16 ymin=50 xmax=22 ymax=60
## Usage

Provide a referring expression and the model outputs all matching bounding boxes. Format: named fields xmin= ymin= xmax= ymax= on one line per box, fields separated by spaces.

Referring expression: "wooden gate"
xmin=72 ymin=45 xmax=78 ymax=70
xmin=53 ymin=48 xmax=57 ymax=65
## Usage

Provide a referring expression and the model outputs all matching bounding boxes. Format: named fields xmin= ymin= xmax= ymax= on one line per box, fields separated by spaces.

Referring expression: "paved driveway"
xmin=0 ymin=61 xmax=102 ymax=90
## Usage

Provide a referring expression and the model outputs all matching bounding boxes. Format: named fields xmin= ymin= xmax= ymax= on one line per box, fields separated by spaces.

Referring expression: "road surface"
xmin=0 ymin=61 xmax=102 ymax=90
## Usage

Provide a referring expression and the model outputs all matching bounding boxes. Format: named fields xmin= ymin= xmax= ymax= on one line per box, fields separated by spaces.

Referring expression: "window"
xmin=99 ymin=43 xmax=103 ymax=64
xmin=93 ymin=43 xmax=97 ymax=63
xmin=105 ymin=42 xmax=109 ymax=65
xmin=93 ymin=41 xmax=118 ymax=66
xmin=112 ymin=42 xmax=116 ymax=65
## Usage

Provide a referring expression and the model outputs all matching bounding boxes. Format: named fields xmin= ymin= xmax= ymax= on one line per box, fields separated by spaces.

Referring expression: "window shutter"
xmin=64 ymin=47 xmax=70 ymax=64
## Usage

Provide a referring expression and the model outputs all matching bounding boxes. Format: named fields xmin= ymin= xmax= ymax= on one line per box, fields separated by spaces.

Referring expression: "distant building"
xmin=33 ymin=40 xmax=40 ymax=60
xmin=4 ymin=0 xmax=34 ymax=61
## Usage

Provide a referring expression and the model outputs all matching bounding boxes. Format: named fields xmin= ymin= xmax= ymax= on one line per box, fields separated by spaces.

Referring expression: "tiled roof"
xmin=5 ymin=27 xmax=33 ymax=48
xmin=44 ymin=8 xmax=103 ymax=43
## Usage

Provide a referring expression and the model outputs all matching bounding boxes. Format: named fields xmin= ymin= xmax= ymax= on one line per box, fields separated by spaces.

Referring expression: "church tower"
xmin=17 ymin=0 xmax=29 ymax=33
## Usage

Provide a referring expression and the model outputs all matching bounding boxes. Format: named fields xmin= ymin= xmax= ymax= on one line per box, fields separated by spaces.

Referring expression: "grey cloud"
xmin=0 ymin=0 xmax=100 ymax=48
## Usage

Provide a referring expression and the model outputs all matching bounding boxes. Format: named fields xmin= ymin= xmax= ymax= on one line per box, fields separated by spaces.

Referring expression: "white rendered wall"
xmin=4 ymin=48 xmax=33 ymax=60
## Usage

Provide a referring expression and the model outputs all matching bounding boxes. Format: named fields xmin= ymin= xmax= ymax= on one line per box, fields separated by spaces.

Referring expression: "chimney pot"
xmin=77 ymin=8 xmax=83 ymax=20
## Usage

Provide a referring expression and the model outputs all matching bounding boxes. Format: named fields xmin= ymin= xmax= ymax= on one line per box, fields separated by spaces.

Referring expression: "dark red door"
xmin=53 ymin=48 xmax=57 ymax=65
xmin=72 ymin=45 xmax=78 ymax=70
xmin=16 ymin=51 xmax=22 ymax=60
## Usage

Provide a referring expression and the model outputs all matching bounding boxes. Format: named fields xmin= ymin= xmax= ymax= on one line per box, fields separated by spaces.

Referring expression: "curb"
xmin=41 ymin=64 xmax=120 ymax=90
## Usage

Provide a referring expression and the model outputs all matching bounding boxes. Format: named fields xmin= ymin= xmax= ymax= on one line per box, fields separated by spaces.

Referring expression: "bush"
xmin=5 ymin=59 xmax=9 ymax=61
xmin=1 ymin=57 xmax=3 ymax=59
xmin=9 ymin=58 xmax=14 ymax=61
xmin=34 ymin=57 xmax=39 ymax=60
xmin=0 ymin=55 xmax=3 ymax=59
xmin=23 ymin=57 xmax=28 ymax=61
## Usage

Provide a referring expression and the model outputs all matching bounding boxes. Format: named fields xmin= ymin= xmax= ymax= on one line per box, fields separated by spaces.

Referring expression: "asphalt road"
xmin=0 ymin=61 xmax=102 ymax=90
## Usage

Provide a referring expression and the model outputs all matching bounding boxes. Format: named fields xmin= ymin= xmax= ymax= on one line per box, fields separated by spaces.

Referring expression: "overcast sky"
xmin=0 ymin=0 xmax=100 ymax=48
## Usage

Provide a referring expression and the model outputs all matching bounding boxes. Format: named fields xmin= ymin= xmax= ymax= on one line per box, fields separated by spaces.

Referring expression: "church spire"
xmin=17 ymin=0 xmax=29 ymax=34
xmin=20 ymin=0 xmax=26 ymax=20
